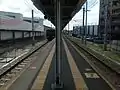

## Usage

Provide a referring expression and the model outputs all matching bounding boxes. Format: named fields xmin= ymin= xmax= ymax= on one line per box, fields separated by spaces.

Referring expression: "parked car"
xmin=93 ymin=37 xmax=109 ymax=44
xmin=86 ymin=37 xmax=94 ymax=42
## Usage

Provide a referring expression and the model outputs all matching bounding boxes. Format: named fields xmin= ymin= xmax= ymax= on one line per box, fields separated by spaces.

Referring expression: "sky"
xmin=0 ymin=0 xmax=99 ymax=30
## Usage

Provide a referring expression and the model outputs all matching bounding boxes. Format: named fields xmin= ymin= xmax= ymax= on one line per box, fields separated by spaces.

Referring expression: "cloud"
xmin=0 ymin=0 xmax=99 ymax=28
xmin=0 ymin=0 xmax=3 ymax=5
xmin=66 ymin=0 xmax=100 ymax=29
xmin=0 ymin=0 xmax=44 ymax=17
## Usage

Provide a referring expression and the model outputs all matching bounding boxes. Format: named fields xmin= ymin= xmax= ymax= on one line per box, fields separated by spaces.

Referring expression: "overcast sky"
xmin=0 ymin=0 xmax=99 ymax=30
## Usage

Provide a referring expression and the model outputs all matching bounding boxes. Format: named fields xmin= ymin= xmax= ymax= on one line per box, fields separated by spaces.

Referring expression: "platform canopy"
xmin=32 ymin=0 xmax=86 ymax=28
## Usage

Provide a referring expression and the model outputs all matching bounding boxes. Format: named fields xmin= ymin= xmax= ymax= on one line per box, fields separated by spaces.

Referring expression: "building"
xmin=111 ymin=0 xmax=120 ymax=37
xmin=73 ymin=25 xmax=99 ymax=37
xmin=99 ymin=0 xmax=120 ymax=52
xmin=0 ymin=11 xmax=44 ymax=41
xmin=99 ymin=0 xmax=120 ymax=40
xmin=0 ymin=11 xmax=44 ymax=31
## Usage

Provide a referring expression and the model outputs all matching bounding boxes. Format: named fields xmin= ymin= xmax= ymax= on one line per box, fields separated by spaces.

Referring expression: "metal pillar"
xmin=51 ymin=0 xmax=63 ymax=89
xmin=56 ymin=0 xmax=61 ymax=85
xmin=12 ymin=31 xmax=15 ymax=44
xmin=108 ymin=2 xmax=112 ymax=51
xmin=104 ymin=4 xmax=108 ymax=51
xmin=92 ymin=25 xmax=95 ymax=44
xmin=0 ymin=31 xmax=1 ymax=40
xmin=92 ymin=25 xmax=95 ymax=37
xmin=32 ymin=10 xmax=35 ymax=46
xmin=85 ymin=1 xmax=88 ymax=45
xmin=88 ymin=26 xmax=90 ymax=36
xmin=80 ymin=27 xmax=81 ymax=37
xmin=82 ymin=7 xmax=85 ymax=44
xmin=29 ymin=32 xmax=31 ymax=37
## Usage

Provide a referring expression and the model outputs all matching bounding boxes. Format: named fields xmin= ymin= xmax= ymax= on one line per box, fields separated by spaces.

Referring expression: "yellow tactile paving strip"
xmin=63 ymin=39 xmax=88 ymax=90
xmin=67 ymin=38 xmax=116 ymax=90
xmin=31 ymin=44 xmax=55 ymax=90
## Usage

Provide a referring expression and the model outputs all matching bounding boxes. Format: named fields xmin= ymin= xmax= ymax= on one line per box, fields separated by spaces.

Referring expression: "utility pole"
xmin=104 ymin=0 xmax=109 ymax=51
xmin=32 ymin=10 xmax=35 ymax=46
xmin=109 ymin=1 xmax=112 ymax=51
xmin=85 ymin=1 xmax=88 ymax=45
xmin=82 ymin=7 xmax=85 ymax=44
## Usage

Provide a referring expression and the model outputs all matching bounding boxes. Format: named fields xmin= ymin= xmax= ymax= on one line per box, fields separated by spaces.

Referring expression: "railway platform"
xmin=0 ymin=0 xmax=119 ymax=89
xmin=31 ymin=38 xmax=114 ymax=90
xmin=2 ymin=37 xmax=116 ymax=90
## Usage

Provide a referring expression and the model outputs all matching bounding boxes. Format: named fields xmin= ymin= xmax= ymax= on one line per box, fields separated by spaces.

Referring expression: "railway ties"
xmin=0 ymin=63 xmax=31 ymax=87
xmin=0 ymin=60 xmax=28 ymax=88
xmin=0 ymin=74 xmax=13 ymax=87
xmin=0 ymin=57 xmax=31 ymax=86
xmin=18 ymin=64 xmax=25 ymax=67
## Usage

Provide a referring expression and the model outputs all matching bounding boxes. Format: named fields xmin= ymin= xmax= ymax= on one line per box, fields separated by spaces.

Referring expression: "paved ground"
xmin=43 ymin=42 xmax=75 ymax=90
xmin=7 ymin=38 xmax=112 ymax=90
xmin=42 ymin=39 xmax=112 ymax=90
xmin=7 ymin=41 xmax=54 ymax=90
xmin=65 ymin=38 xmax=112 ymax=90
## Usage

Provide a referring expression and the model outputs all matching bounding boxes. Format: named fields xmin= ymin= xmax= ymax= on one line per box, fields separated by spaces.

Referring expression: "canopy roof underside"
xmin=32 ymin=0 xmax=86 ymax=28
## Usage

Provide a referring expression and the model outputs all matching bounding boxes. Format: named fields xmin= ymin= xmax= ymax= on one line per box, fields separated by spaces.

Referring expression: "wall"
xmin=0 ymin=30 xmax=44 ymax=41
xmin=1 ymin=31 xmax=13 ymax=40
xmin=15 ymin=32 xmax=22 ymax=39
xmin=111 ymin=40 xmax=120 ymax=52
xmin=0 ymin=11 xmax=44 ymax=31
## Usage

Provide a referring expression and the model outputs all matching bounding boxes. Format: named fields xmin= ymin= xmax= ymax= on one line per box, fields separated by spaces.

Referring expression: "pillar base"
xmin=51 ymin=82 xmax=63 ymax=90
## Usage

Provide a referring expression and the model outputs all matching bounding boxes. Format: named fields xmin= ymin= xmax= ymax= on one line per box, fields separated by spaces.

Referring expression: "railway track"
xmin=0 ymin=40 xmax=50 ymax=89
xmin=0 ymin=38 xmax=44 ymax=56
xmin=65 ymin=36 xmax=120 ymax=90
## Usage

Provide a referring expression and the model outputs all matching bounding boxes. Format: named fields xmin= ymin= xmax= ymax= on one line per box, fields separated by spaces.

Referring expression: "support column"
xmin=52 ymin=0 xmax=63 ymax=89
xmin=92 ymin=25 xmax=95 ymax=44
xmin=34 ymin=32 xmax=36 ymax=37
xmin=12 ymin=31 xmax=15 ymax=44
xmin=92 ymin=25 xmax=94 ymax=37
xmin=40 ymin=31 xmax=41 ymax=36
xmin=0 ymin=31 xmax=1 ymax=40
xmin=56 ymin=0 xmax=61 ymax=85
xmin=80 ymin=27 xmax=81 ymax=36
xmin=29 ymin=32 xmax=31 ymax=38
xmin=88 ymin=26 xmax=90 ymax=36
